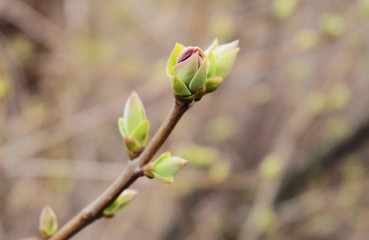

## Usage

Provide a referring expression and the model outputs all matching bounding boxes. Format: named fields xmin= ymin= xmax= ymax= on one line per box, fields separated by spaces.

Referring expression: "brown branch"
xmin=50 ymin=99 xmax=192 ymax=240
xmin=275 ymin=114 xmax=369 ymax=203
xmin=0 ymin=0 xmax=63 ymax=48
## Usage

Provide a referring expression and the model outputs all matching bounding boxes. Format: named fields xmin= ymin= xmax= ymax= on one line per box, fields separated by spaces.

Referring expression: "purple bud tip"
xmin=44 ymin=206 xmax=52 ymax=212
xmin=177 ymin=47 xmax=205 ymax=68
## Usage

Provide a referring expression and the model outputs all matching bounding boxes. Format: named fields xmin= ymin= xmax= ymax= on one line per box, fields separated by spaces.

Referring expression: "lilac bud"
xmin=176 ymin=47 xmax=205 ymax=68
xmin=167 ymin=43 xmax=208 ymax=98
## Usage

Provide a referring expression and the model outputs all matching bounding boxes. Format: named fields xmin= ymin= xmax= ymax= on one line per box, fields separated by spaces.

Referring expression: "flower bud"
xmin=39 ymin=206 xmax=58 ymax=239
xmin=103 ymin=189 xmax=138 ymax=218
xmin=167 ymin=40 xmax=239 ymax=99
xmin=167 ymin=44 xmax=208 ymax=100
xmin=145 ymin=152 xmax=187 ymax=183
xmin=118 ymin=91 xmax=150 ymax=159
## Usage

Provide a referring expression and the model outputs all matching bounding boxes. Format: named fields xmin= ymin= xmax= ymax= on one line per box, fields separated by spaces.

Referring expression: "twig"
xmin=0 ymin=0 xmax=63 ymax=48
xmin=275 ymin=114 xmax=369 ymax=203
xmin=50 ymin=99 xmax=192 ymax=240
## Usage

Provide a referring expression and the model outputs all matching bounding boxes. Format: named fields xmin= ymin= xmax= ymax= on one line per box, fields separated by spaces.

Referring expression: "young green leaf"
xmin=189 ymin=59 xmax=208 ymax=92
xmin=131 ymin=120 xmax=150 ymax=146
xmin=170 ymin=76 xmax=192 ymax=96
xmin=118 ymin=117 xmax=126 ymax=137
xmin=123 ymin=91 xmax=146 ymax=134
xmin=215 ymin=48 xmax=240 ymax=78
xmin=172 ymin=52 xmax=199 ymax=86
xmin=205 ymin=76 xmax=224 ymax=94
xmin=167 ymin=43 xmax=185 ymax=76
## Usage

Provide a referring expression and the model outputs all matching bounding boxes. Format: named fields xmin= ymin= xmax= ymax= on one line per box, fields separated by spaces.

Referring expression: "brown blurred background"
xmin=1 ymin=0 xmax=369 ymax=239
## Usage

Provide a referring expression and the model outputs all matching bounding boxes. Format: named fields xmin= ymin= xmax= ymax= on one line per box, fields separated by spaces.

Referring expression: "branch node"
xmin=81 ymin=209 xmax=93 ymax=220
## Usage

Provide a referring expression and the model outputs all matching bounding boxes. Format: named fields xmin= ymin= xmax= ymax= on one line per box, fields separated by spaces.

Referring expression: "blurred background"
xmin=1 ymin=0 xmax=369 ymax=239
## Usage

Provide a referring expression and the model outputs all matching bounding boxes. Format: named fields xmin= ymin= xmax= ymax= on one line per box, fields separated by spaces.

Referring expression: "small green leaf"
xmin=172 ymin=51 xmax=199 ymax=86
xmin=155 ymin=152 xmax=172 ymax=163
xmin=167 ymin=43 xmax=185 ymax=76
xmin=170 ymin=76 xmax=192 ymax=96
xmin=207 ymin=53 xmax=217 ymax=78
xmin=205 ymin=76 xmax=223 ymax=94
xmin=215 ymin=48 xmax=240 ymax=78
xmin=153 ymin=156 xmax=187 ymax=177
xmin=103 ymin=189 xmax=138 ymax=218
xmin=118 ymin=117 xmax=126 ymax=137
xmin=189 ymin=59 xmax=207 ymax=92
xmin=102 ymin=200 xmax=119 ymax=218
xmin=131 ymin=120 xmax=150 ymax=146
xmin=213 ymin=40 xmax=239 ymax=57
xmin=123 ymin=91 xmax=146 ymax=134
xmin=204 ymin=38 xmax=218 ymax=55
xmin=153 ymin=172 xmax=174 ymax=184
xmin=124 ymin=135 xmax=141 ymax=153
xmin=183 ymin=87 xmax=206 ymax=101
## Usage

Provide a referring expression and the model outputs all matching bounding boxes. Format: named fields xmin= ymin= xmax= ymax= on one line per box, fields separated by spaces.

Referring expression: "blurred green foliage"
xmin=75 ymin=36 xmax=115 ymax=63
xmin=325 ymin=117 xmax=350 ymax=140
xmin=208 ymin=160 xmax=231 ymax=183
xmin=174 ymin=145 xmax=219 ymax=168
xmin=327 ymin=84 xmax=351 ymax=110
xmin=259 ymin=155 xmax=283 ymax=180
xmin=250 ymin=83 xmax=272 ymax=105
xmin=0 ymin=77 xmax=10 ymax=99
xmin=206 ymin=116 xmax=235 ymax=142
xmin=210 ymin=15 xmax=234 ymax=40
xmin=308 ymin=93 xmax=327 ymax=115
xmin=10 ymin=36 xmax=36 ymax=63
xmin=359 ymin=0 xmax=369 ymax=17
xmin=254 ymin=206 xmax=277 ymax=233
xmin=294 ymin=29 xmax=319 ymax=51
xmin=272 ymin=0 xmax=299 ymax=19
xmin=321 ymin=15 xmax=345 ymax=38
xmin=287 ymin=60 xmax=309 ymax=83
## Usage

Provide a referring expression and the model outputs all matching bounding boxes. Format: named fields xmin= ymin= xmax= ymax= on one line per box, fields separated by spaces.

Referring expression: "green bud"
xmin=123 ymin=91 xmax=146 ymax=134
xmin=203 ymin=39 xmax=239 ymax=94
xmin=210 ymin=40 xmax=239 ymax=78
xmin=167 ymin=44 xmax=208 ymax=98
xmin=124 ymin=135 xmax=145 ymax=159
xmin=103 ymin=189 xmax=138 ymax=218
xmin=167 ymin=40 xmax=239 ymax=99
xmin=131 ymin=119 xmax=149 ymax=146
xmin=150 ymin=152 xmax=187 ymax=183
xmin=119 ymin=92 xmax=150 ymax=159
xmin=142 ymin=163 xmax=155 ymax=178
xmin=205 ymin=76 xmax=224 ymax=94
xmin=39 ymin=206 xmax=58 ymax=239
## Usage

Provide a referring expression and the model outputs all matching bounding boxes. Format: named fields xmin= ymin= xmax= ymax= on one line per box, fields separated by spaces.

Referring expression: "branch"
xmin=50 ymin=99 xmax=192 ymax=240
xmin=275 ymin=114 xmax=369 ymax=203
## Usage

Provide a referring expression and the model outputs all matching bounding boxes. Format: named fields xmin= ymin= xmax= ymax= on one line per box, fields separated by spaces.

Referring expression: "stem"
xmin=50 ymin=99 xmax=192 ymax=240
